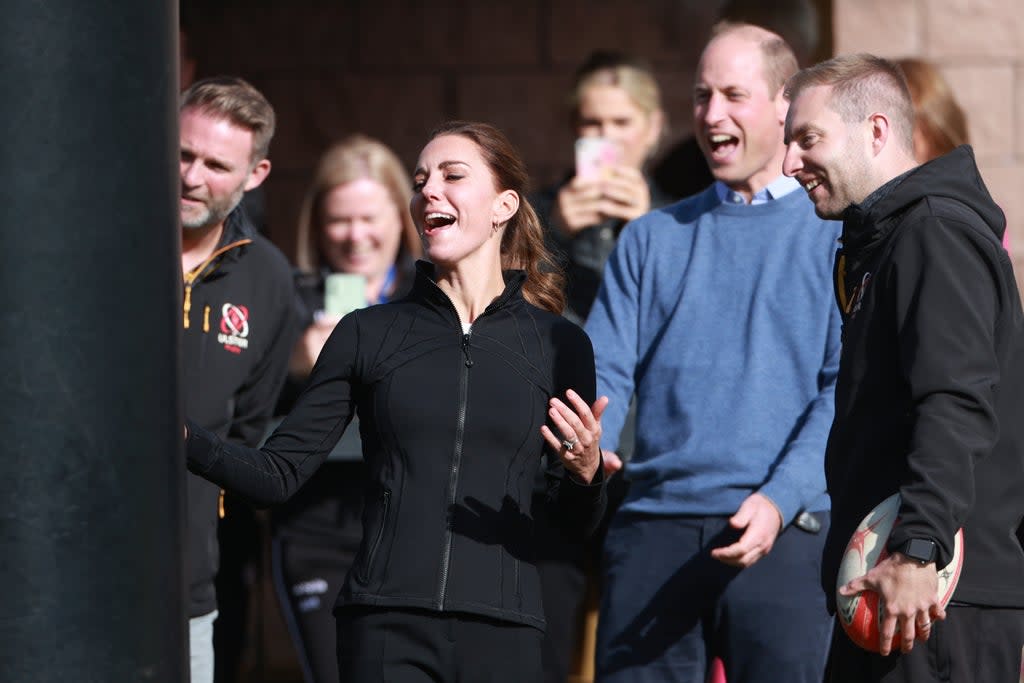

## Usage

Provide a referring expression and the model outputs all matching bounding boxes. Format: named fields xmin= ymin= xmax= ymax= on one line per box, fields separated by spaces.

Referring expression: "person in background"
xmin=589 ymin=23 xmax=840 ymax=683
xmin=894 ymin=57 xmax=969 ymax=164
xmin=896 ymin=58 xmax=1012 ymax=264
xmin=783 ymin=52 xmax=1024 ymax=682
xmin=896 ymin=57 xmax=1010 ymax=260
xmin=180 ymin=24 xmax=273 ymax=676
xmin=533 ymin=50 xmax=669 ymax=324
xmin=185 ymin=121 xmax=609 ymax=682
xmin=270 ymin=135 xmax=422 ymax=683
xmin=652 ymin=0 xmax=822 ymax=201
xmin=530 ymin=50 xmax=668 ymax=683
xmin=179 ymin=76 xmax=299 ymax=683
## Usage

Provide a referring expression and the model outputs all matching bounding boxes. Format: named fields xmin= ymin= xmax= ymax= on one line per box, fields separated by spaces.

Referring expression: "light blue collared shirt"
xmin=714 ymin=175 xmax=801 ymax=205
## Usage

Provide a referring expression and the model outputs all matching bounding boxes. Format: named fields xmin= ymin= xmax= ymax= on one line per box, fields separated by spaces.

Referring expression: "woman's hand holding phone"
xmin=597 ymin=165 xmax=651 ymax=223
xmin=554 ymin=176 xmax=605 ymax=236
xmin=553 ymin=138 xmax=650 ymax=235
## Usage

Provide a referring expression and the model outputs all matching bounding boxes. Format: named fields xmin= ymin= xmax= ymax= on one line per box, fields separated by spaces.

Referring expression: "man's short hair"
xmin=710 ymin=21 xmax=799 ymax=95
xmin=180 ymin=76 xmax=276 ymax=163
xmin=784 ymin=54 xmax=915 ymax=152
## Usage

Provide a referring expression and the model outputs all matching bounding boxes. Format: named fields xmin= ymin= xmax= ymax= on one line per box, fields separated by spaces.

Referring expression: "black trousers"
xmin=271 ymin=461 xmax=364 ymax=683
xmin=828 ymin=603 xmax=1024 ymax=682
xmin=335 ymin=607 xmax=544 ymax=683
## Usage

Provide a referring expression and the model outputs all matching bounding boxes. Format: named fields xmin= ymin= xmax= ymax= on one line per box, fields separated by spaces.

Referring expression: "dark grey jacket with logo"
xmin=182 ymin=207 xmax=298 ymax=618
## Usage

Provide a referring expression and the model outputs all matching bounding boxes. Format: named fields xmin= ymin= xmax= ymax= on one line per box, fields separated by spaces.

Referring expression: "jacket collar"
xmin=840 ymin=146 xmax=1004 ymax=255
xmin=840 ymin=168 xmax=913 ymax=253
xmin=412 ymin=260 xmax=527 ymax=317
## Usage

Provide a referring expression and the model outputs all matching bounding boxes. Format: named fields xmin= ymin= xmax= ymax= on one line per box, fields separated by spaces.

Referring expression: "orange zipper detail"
xmin=182 ymin=239 xmax=253 ymax=330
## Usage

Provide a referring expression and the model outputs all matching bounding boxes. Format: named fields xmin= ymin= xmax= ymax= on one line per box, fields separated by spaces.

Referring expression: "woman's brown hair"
xmin=896 ymin=58 xmax=969 ymax=161
xmin=428 ymin=121 xmax=566 ymax=314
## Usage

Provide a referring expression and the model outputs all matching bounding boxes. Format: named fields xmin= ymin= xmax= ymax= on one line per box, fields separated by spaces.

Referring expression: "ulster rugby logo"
xmin=218 ymin=303 xmax=250 ymax=354
xmin=848 ymin=272 xmax=872 ymax=318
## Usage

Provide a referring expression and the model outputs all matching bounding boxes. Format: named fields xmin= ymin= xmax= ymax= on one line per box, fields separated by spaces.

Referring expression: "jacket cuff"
xmin=757 ymin=480 xmax=802 ymax=528
xmin=558 ymin=461 xmax=607 ymax=536
xmin=185 ymin=420 xmax=221 ymax=475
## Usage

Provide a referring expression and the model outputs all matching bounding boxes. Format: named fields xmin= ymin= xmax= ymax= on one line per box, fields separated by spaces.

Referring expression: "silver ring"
xmin=562 ymin=437 xmax=579 ymax=451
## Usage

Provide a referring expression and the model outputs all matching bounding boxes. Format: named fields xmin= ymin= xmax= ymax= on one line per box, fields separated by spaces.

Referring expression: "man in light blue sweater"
xmin=588 ymin=23 xmax=841 ymax=683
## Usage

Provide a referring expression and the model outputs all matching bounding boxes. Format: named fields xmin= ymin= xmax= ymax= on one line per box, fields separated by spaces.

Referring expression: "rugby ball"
xmin=836 ymin=493 xmax=964 ymax=652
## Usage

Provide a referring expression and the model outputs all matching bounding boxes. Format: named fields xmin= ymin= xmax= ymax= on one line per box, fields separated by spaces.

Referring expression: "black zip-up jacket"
xmin=186 ymin=261 xmax=606 ymax=630
xmin=182 ymin=208 xmax=299 ymax=618
xmin=822 ymin=146 xmax=1024 ymax=610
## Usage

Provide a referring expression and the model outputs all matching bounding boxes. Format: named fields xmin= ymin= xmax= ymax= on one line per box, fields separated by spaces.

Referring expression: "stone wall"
xmin=834 ymin=0 xmax=1023 ymax=289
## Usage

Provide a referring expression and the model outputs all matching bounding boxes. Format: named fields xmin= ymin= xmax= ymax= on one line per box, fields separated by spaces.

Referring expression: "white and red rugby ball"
xmin=836 ymin=493 xmax=964 ymax=653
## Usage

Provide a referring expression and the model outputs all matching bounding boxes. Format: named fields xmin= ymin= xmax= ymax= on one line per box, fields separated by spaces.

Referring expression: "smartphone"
xmin=323 ymin=273 xmax=367 ymax=317
xmin=574 ymin=137 xmax=622 ymax=180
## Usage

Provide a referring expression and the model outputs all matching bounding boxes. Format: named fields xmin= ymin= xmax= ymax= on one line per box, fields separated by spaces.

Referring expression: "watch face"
xmin=904 ymin=538 xmax=937 ymax=563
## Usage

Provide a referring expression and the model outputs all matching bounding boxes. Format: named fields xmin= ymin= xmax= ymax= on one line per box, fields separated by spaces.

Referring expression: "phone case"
xmin=575 ymin=137 xmax=621 ymax=180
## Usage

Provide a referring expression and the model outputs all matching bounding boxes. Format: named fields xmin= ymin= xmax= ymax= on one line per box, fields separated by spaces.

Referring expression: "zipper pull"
xmin=183 ymin=284 xmax=193 ymax=329
xmin=461 ymin=334 xmax=474 ymax=367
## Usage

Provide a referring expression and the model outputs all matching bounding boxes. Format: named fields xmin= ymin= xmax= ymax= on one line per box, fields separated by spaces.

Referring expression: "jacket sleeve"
xmin=545 ymin=321 xmax=607 ymax=536
xmin=187 ymin=310 xmax=361 ymax=506
xmin=884 ymin=216 xmax=1003 ymax=568
xmin=583 ymin=224 xmax=643 ymax=451
xmin=225 ymin=267 xmax=302 ymax=448
xmin=758 ymin=272 xmax=841 ymax=525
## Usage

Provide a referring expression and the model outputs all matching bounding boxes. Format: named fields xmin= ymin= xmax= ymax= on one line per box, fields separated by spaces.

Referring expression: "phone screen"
xmin=575 ymin=137 xmax=621 ymax=180
xmin=323 ymin=273 xmax=367 ymax=317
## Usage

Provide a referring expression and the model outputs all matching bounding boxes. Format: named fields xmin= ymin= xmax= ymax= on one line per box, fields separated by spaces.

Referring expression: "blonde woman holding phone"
xmin=533 ymin=50 xmax=669 ymax=324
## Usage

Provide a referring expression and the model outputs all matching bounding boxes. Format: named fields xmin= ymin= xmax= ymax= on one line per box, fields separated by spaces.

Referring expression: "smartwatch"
xmin=898 ymin=538 xmax=938 ymax=565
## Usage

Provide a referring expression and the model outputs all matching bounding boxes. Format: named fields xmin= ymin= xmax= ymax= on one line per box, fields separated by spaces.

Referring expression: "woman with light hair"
xmin=534 ymin=50 xmax=669 ymax=324
xmin=271 ymin=135 xmax=421 ymax=683
xmin=896 ymin=57 xmax=1009 ymax=252
xmin=895 ymin=57 xmax=969 ymax=163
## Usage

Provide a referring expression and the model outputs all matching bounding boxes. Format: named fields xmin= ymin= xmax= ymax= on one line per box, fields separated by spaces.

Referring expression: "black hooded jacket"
xmin=186 ymin=261 xmax=606 ymax=630
xmin=822 ymin=145 xmax=1024 ymax=610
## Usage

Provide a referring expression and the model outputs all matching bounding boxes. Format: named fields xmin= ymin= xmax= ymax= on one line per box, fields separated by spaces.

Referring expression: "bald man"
xmin=587 ymin=23 xmax=839 ymax=682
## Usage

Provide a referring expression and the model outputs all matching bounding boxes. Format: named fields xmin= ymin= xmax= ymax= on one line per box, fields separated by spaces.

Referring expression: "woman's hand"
xmin=553 ymin=167 xmax=651 ymax=237
xmin=597 ymin=165 xmax=651 ymax=223
xmin=289 ymin=315 xmax=342 ymax=377
xmin=541 ymin=389 xmax=609 ymax=484
xmin=553 ymin=176 xmax=604 ymax=236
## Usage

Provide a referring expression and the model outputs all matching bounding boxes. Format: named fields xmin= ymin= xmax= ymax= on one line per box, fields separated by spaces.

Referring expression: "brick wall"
xmin=189 ymin=1 xmax=1020 ymax=291
xmin=185 ymin=0 xmax=831 ymax=259
xmin=834 ymin=0 xmax=1024 ymax=290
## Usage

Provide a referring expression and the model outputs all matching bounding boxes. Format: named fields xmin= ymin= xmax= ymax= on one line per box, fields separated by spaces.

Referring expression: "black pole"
xmin=0 ymin=1 xmax=184 ymax=681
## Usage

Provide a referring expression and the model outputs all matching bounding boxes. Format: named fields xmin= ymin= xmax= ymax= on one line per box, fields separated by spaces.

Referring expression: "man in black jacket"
xmin=179 ymin=76 xmax=298 ymax=683
xmin=782 ymin=54 xmax=1024 ymax=681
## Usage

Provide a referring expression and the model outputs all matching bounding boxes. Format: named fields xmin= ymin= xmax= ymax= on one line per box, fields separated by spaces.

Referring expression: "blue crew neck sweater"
xmin=585 ymin=186 xmax=842 ymax=523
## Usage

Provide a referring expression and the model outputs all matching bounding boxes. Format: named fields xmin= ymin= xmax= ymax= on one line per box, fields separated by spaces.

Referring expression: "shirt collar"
xmin=714 ymin=175 xmax=801 ymax=205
